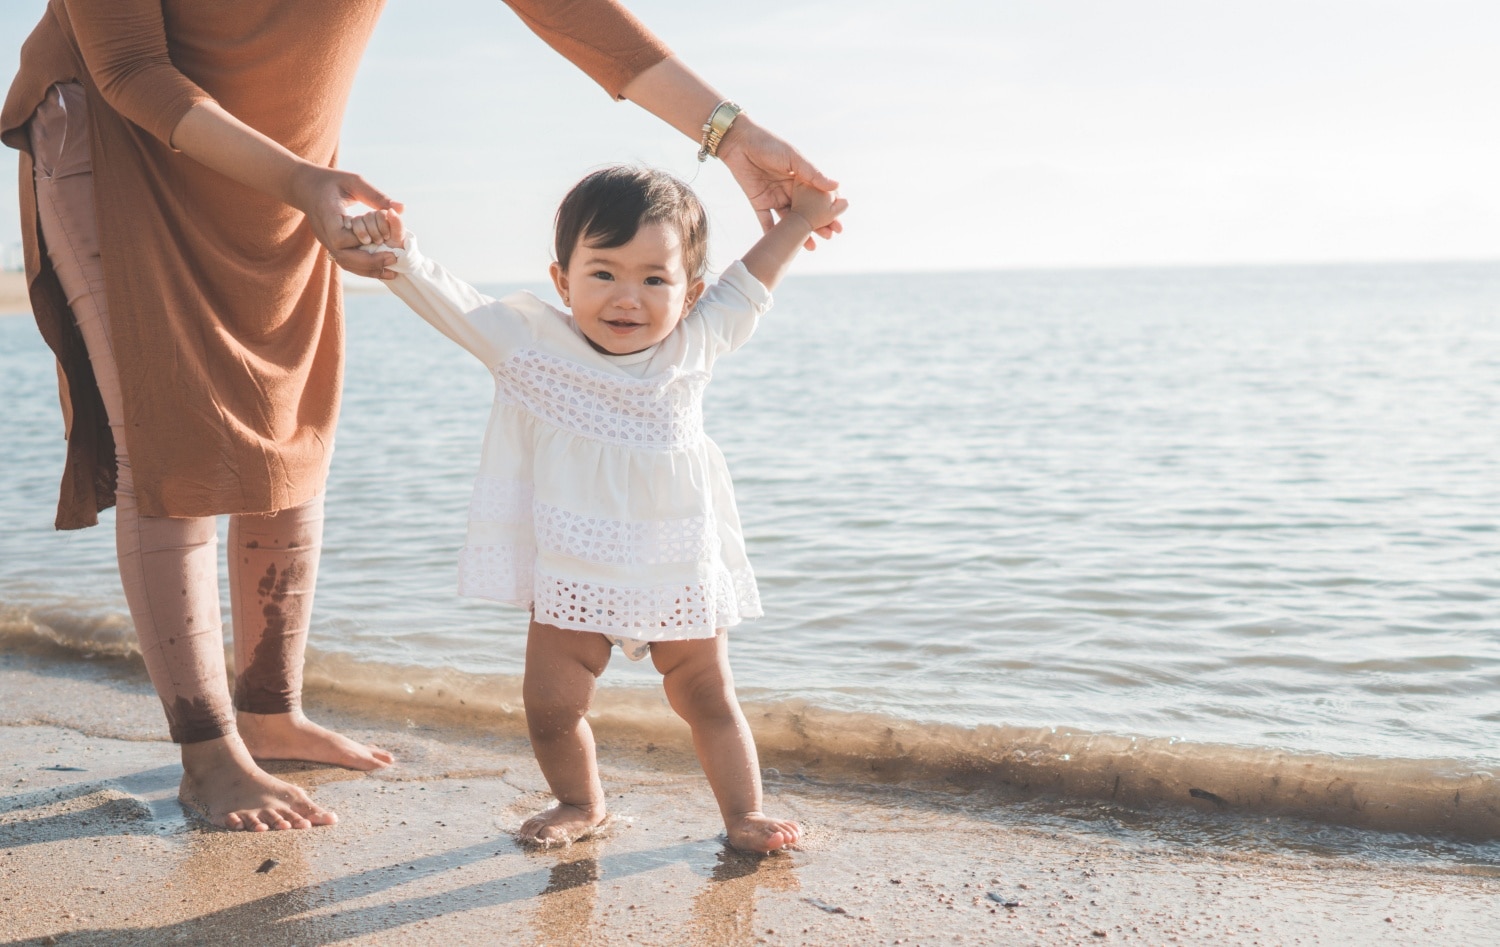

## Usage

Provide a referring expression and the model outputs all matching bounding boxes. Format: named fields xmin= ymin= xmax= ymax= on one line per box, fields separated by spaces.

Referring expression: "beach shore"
xmin=2 ymin=644 xmax=1496 ymax=946
xmin=0 ymin=270 xmax=28 ymax=315
xmin=0 ymin=272 xmax=397 ymax=316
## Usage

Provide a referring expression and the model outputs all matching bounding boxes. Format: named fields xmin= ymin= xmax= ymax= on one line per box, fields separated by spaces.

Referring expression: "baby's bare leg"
xmin=520 ymin=620 xmax=613 ymax=846
xmin=651 ymin=634 xmax=800 ymax=853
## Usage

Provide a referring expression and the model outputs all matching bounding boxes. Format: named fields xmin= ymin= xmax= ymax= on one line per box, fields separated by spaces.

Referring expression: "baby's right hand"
xmin=788 ymin=181 xmax=848 ymax=233
xmin=344 ymin=207 xmax=406 ymax=251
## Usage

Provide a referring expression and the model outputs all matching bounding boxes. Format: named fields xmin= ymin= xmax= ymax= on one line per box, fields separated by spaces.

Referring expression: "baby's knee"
xmin=664 ymin=666 xmax=737 ymax=723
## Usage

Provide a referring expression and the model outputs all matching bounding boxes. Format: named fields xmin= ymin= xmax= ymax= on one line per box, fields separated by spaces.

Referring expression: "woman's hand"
xmin=616 ymin=58 xmax=842 ymax=250
xmin=170 ymin=102 xmax=404 ymax=279
xmin=717 ymin=115 xmax=842 ymax=251
xmin=289 ymin=165 xmax=405 ymax=280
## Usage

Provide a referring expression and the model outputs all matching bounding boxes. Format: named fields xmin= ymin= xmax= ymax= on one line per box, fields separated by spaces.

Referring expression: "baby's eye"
xmin=591 ymin=270 xmax=614 ymax=281
xmin=644 ymin=276 xmax=666 ymax=286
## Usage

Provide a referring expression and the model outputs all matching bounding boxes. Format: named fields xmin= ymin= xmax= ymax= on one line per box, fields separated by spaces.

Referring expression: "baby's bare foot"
xmin=179 ymin=736 xmax=337 ymax=831
xmin=238 ymin=710 xmax=394 ymax=771
xmin=727 ymin=812 xmax=801 ymax=853
xmin=518 ymin=802 xmax=608 ymax=848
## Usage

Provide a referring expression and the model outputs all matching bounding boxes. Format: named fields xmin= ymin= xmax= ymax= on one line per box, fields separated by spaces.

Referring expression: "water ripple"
xmin=4 ymin=263 xmax=1500 ymax=762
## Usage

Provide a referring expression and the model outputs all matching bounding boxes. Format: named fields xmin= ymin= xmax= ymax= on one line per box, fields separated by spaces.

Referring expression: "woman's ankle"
xmin=235 ymin=708 xmax=303 ymax=729
xmin=179 ymin=731 xmax=258 ymax=774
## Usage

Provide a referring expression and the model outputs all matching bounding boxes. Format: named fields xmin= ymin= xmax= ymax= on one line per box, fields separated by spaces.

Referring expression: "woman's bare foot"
xmin=518 ymin=802 xmax=608 ymax=848
xmin=727 ymin=812 xmax=801 ymax=853
xmin=237 ymin=710 xmax=394 ymax=771
xmin=178 ymin=734 xmax=337 ymax=831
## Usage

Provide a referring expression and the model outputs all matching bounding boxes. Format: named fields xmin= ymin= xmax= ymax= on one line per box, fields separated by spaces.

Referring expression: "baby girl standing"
xmin=350 ymin=166 xmax=846 ymax=851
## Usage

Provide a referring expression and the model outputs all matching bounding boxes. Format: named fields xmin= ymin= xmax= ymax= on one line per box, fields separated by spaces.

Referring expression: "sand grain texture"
xmin=2 ymin=648 xmax=1498 ymax=946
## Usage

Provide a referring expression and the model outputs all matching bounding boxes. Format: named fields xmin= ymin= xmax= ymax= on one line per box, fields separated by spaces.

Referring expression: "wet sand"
xmin=2 ymin=646 xmax=1498 ymax=946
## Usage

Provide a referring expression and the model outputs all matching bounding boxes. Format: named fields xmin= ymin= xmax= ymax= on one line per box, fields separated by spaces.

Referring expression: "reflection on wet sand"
xmin=529 ymin=847 xmax=601 ymax=947
xmin=518 ymin=834 xmax=801 ymax=947
xmin=691 ymin=847 xmax=799 ymax=946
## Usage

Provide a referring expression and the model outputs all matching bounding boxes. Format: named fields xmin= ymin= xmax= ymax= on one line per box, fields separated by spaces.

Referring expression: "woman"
xmin=2 ymin=0 xmax=838 ymax=832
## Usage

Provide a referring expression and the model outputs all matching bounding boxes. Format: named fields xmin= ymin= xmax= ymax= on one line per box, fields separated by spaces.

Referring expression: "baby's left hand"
xmin=788 ymin=182 xmax=848 ymax=234
xmin=343 ymin=207 xmax=406 ymax=251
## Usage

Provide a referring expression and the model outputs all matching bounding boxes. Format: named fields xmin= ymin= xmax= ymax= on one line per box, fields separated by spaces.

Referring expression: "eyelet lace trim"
xmin=457 ymin=550 xmax=761 ymax=636
xmin=534 ymin=502 xmax=714 ymax=566
xmin=532 ymin=567 xmax=761 ymax=636
xmin=495 ymin=350 xmax=708 ymax=449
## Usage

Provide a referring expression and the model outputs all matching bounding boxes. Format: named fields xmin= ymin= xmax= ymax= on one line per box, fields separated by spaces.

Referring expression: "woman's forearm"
xmin=168 ymin=102 xmax=318 ymax=209
xmin=168 ymin=102 xmax=399 ymax=279
xmin=618 ymin=57 xmax=724 ymax=142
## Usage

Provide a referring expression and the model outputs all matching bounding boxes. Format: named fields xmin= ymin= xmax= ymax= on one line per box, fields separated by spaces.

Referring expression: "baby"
xmin=349 ymin=166 xmax=846 ymax=851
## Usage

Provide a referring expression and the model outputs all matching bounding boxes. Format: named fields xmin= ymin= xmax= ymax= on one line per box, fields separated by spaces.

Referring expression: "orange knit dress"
xmin=1 ymin=0 xmax=669 ymax=529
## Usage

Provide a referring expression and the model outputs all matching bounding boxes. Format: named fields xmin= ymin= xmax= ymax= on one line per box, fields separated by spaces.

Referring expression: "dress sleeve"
xmin=381 ymin=237 xmax=525 ymax=369
xmin=502 ymin=0 xmax=672 ymax=99
xmin=58 ymin=0 xmax=213 ymax=145
xmin=690 ymin=261 xmax=773 ymax=359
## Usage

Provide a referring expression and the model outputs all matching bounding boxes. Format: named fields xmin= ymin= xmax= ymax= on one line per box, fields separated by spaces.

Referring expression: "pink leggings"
xmin=30 ymin=83 xmax=320 ymax=744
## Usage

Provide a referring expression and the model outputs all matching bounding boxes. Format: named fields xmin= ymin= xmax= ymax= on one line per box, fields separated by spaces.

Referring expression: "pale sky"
xmin=2 ymin=1 xmax=1497 ymax=280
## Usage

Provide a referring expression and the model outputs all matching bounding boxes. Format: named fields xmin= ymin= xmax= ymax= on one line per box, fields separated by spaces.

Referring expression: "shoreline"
xmin=4 ymin=646 xmax=1499 ymax=945
xmin=10 ymin=620 xmax=1500 ymax=844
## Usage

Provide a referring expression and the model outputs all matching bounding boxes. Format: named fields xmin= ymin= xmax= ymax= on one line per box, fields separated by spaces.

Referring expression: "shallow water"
xmin=4 ymin=262 xmax=1500 ymax=803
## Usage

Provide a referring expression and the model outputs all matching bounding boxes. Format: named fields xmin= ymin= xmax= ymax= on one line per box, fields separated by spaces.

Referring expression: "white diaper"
xmin=606 ymin=635 xmax=653 ymax=662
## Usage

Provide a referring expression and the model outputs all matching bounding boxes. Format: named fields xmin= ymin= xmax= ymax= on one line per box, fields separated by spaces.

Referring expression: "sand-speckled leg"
xmin=230 ymin=498 xmax=393 ymax=771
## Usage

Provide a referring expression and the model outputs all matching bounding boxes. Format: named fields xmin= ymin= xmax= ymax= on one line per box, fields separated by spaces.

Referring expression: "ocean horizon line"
xmin=335 ymin=255 xmax=1500 ymax=293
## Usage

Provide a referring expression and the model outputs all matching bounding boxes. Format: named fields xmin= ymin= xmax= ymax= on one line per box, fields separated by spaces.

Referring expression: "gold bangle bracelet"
xmin=697 ymin=100 xmax=742 ymax=162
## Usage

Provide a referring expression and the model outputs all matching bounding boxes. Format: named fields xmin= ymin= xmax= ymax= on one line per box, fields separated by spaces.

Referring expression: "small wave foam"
xmin=0 ymin=600 xmax=138 ymax=656
xmin=5 ymin=603 xmax=1497 ymax=842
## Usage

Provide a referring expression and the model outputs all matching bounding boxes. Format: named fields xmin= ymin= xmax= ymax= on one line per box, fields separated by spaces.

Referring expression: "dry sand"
xmin=0 ymin=271 xmax=28 ymax=316
xmin=2 ymin=645 xmax=1498 ymax=946
xmin=0 ymin=272 xmax=391 ymax=316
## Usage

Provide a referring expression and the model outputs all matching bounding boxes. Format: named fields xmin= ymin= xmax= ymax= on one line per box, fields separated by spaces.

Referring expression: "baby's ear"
xmin=550 ymin=260 xmax=570 ymax=306
xmin=684 ymin=278 xmax=706 ymax=313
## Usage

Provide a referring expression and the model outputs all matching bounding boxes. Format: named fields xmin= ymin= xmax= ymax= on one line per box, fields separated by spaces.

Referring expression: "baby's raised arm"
xmin=351 ymin=209 xmax=522 ymax=367
xmin=741 ymin=183 xmax=848 ymax=291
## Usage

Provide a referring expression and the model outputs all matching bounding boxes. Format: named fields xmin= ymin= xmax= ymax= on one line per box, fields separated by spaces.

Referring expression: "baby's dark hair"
xmin=554 ymin=166 xmax=709 ymax=280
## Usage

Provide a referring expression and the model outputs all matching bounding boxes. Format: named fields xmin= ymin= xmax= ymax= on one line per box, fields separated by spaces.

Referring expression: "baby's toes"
xmin=771 ymin=820 xmax=801 ymax=848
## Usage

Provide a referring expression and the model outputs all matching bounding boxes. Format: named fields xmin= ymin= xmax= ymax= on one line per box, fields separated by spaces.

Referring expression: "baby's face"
xmin=551 ymin=222 xmax=704 ymax=356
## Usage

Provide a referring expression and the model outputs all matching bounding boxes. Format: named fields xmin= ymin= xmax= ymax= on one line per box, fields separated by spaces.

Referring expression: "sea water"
xmin=4 ymin=262 xmax=1499 ymax=836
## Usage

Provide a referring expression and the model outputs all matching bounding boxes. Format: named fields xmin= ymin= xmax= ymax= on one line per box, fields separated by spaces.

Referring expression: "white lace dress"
xmin=384 ymin=238 xmax=769 ymax=657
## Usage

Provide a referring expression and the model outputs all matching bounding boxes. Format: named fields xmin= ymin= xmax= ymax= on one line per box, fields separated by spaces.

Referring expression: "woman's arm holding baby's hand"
xmin=741 ymin=184 xmax=848 ymax=291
